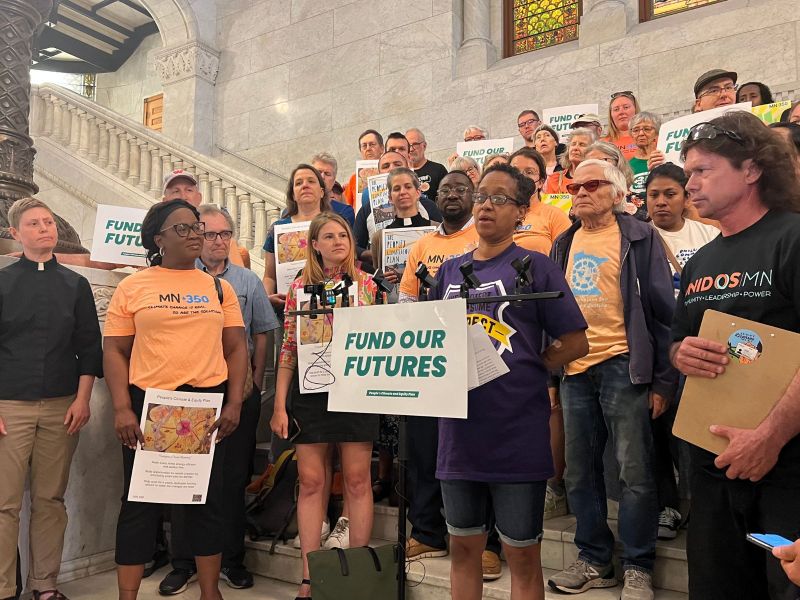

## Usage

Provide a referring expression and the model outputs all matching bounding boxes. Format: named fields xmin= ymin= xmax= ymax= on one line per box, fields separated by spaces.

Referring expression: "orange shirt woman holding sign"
xmin=104 ymin=200 xmax=248 ymax=600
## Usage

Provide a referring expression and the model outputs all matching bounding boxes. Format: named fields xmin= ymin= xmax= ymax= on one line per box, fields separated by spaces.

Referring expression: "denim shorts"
xmin=440 ymin=479 xmax=546 ymax=548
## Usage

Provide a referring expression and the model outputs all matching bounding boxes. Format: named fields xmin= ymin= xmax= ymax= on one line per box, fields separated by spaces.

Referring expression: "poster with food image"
xmin=356 ymin=160 xmax=379 ymax=199
xmin=128 ymin=388 xmax=223 ymax=504
xmin=274 ymin=221 xmax=312 ymax=295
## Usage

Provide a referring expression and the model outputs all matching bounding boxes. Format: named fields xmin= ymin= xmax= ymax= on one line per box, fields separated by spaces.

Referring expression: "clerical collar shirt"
xmin=0 ymin=255 xmax=103 ymax=400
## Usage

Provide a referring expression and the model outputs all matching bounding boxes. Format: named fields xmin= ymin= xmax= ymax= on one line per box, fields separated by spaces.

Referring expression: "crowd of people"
xmin=2 ymin=66 xmax=800 ymax=600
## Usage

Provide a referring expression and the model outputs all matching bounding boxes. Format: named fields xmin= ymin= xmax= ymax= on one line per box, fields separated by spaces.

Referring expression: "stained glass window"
xmin=507 ymin=0 xmax=581 ymax=56
xmin=644 ymin=0 xmax=724 ymax=20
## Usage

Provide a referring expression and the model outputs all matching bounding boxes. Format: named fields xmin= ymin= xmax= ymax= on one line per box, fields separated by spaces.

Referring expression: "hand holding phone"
xmin=746 ymin=533 xmax=793 ymax=551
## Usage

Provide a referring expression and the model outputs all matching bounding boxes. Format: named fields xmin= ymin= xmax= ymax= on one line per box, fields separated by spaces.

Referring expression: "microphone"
xmin=458 ymin=261 xmax=481 ymax=299
xmin=338 ymin=273 xmax=354 ymax=307
xmin=512 ymin=255 xmax=533 ymax=305
xmin=372 ymin=271 xmax=394 ymax=305
xmin=415 ymin=263 xmax=437 ymax=302
xmin=303 ymin=283 xmax=325 ymax=319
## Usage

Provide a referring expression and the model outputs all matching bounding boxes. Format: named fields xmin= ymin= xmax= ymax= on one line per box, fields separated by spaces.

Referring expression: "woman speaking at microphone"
xmin=103 ymin=199 xmax=248 ymax=600
xmin=428 ymin=162 xmax=589 ymax=600
xmin=270 ymin=212 xmax=379 ymax=600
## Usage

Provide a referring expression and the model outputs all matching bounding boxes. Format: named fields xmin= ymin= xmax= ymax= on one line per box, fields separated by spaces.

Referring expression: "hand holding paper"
xmin=712 ymin=424 xmax=781 ymax=481
xmin=115 ymin=407 xmax=144 ymax=449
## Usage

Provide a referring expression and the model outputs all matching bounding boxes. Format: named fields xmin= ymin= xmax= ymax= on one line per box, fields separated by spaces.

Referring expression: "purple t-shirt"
xmin=431 ymin=244 xmax=587 ymax=483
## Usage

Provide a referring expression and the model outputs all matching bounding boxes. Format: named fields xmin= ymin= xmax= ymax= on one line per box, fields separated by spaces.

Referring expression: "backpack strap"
xmin=653 ymin=229 xmax=683 ymax=275
xmin=213 ymin=275 xmax=224 ymax=304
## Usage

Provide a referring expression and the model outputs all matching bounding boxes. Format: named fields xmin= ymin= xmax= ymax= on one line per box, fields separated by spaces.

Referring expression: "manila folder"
xmin=673 ymin=309 xmax=800 ymax=455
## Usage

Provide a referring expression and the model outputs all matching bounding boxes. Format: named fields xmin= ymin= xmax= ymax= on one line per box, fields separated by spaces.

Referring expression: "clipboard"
xmin=673 ymin=310 xmax=800 ymax=455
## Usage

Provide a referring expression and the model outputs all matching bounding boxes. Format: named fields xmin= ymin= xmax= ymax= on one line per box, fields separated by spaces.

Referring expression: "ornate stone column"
xmin=154 ymin=41 xmax=220 ymax=155
xmin=0 ymin=0 xmax=84 ymax=252
xmin=456 ymin=0 xmax=497 ymax=77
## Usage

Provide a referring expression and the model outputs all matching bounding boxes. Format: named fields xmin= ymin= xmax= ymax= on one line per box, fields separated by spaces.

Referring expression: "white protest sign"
xmin=274 ymin=221 xmax=311 ymax=295
xmin=128 ymin=388 xmax=222 ymax=504
xmin=356 ymin=160 xmax=379 ymax=199
xmin=381 ymin=226 xmax=435 ymax=269
xmin=329 ymin=299 xmax=468 ymax=418
xmin=457 ymin=138 xmax=515 ymax=168
xmin=296 ymin=281 xmax=358 ymax=394
xmin=90 ymin=204 xmax=148 ymax=266
xmin=542 ymin=103 xmax=599 ymax=139
xmin=656 ymin=101 xmax=752 ymax=165
xmin=368 ymin=174 xmax=393 ymax=231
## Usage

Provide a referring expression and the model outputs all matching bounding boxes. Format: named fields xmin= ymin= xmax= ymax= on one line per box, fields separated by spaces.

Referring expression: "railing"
xmin=29 ymin=83 xmax=286 ymax=257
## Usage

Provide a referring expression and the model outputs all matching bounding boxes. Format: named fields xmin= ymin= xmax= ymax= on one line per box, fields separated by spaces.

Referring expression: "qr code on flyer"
xmin=192 ymin=494 xmax=203 ymax=502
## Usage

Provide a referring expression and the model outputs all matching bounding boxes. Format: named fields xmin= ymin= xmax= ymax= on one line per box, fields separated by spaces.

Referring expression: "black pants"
xmin=688 ymin=461 xmax=800 ymax=600
xmin=172 ymin=386 xmax=262 ymax=571
xmin=406 ymin=416 xmax=500 ymax=555
xmin=650 ymin=400 xmax=680 ymax=512
xmin=115 ymin=385 xmax=227 ymax=565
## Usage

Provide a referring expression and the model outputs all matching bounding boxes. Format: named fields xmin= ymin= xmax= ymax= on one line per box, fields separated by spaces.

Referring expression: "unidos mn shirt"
xmin=105 ymin=267 xmax=244 ymax=390
xmin=431 ymin=244 xmax=587 ymax=483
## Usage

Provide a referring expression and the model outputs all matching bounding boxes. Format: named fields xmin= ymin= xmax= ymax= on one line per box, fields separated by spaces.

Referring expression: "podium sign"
xmin=328 ymin=300 xmax=469 ymax=418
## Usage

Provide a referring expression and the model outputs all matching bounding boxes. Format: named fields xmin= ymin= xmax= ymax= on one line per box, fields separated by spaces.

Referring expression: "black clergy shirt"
xmin=0 ymin=255 xmax=103 ymax=400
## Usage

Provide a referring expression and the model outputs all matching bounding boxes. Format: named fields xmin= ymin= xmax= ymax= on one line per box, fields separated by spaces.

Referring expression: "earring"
xmin=159 ymin=246 xmax=165 ymax=257
xmin=515 ymin=219 xmax=523 ymax=226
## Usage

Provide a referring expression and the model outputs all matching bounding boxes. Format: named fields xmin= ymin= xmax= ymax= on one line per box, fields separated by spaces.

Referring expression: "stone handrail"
xmin=29 ymin=83 xmax=286 ymax=256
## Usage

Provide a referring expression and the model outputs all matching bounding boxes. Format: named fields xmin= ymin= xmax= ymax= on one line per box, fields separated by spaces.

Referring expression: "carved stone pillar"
xmin=0 ymin=0 xmax=84 ymax=252
xmin=154 ymin=41 xmax=220 ymax=155
xmin=456 ymin=0 xmax=497 ymax=77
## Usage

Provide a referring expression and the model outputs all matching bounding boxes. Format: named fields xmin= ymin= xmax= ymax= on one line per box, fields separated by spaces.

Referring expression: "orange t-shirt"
xmin=228 ymin=238 xmax=245 ymax=267
xmin=343 ymin=174 xmax=357 ymax=209
xmin=399 ymin=225 xmax=479 ymax=299
xmin=104 ymin=267 xmax=245 ymax=390
xmin=601 ymin=133 xmax=637 ymax=161
xmin=514 ymin=201 xmax=571 ymax=247
xmin=544 ymin=170 xmax=572 ymax=195
xmin=564 ymin=222 xmax=628 ymax=374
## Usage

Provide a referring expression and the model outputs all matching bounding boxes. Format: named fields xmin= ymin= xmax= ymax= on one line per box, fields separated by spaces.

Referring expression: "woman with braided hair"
xmin=104 ymin=199 xmax=248 ymax=600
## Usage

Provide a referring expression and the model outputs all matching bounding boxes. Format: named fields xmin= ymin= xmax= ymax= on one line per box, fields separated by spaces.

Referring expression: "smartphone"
xmin=746 ymin=533 xmax=794 ymax=551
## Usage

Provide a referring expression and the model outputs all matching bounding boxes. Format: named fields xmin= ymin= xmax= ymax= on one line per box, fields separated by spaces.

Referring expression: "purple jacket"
xmin=550 ymin=214 xmax=679 ymax=400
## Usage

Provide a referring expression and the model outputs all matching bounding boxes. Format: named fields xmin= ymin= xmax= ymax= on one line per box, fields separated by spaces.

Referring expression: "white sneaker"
xmin=620 ymin=569 xmax=654 ymax=600
xmin=292 ymin=518 xmax=331 ymax=549
xmin=323 ymin=517 xmax=350 ymax=550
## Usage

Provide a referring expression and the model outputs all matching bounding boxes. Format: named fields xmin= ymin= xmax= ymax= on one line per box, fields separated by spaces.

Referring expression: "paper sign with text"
xmin=368 ymin=174 xmax=393 ymax=231
xmin=752 ymin=101 xmax=792 ymax=124
xmin=90 ymin=204 xmax=148 ymax=266
xmin=542 ymin=103 xmax=599 ymax=139
xmin=456 ymin=138 xmax=515 ymax=168
xmin=128 ymin=388 xmax=222 ymax=504
xmin=328 ymin=300 xmax=468 ymax=418
xmin=541 ymin=193 xmax=573 ymax=215
xmin=356 ymin=160 xmax=379 ymax=199
xmin=274 ymin=221 xmax=311 ymax=295
xmin=656 ymin=102 xmax=752 ymax=165
xmin=296 ymin=282 xmax=358 ymax=395
xmin=381 ymin=226 xmax=435 ymax=269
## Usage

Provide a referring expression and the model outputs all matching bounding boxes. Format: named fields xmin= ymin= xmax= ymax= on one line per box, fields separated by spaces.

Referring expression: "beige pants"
xmin=0 ymin=396 xmax=78 ymax=597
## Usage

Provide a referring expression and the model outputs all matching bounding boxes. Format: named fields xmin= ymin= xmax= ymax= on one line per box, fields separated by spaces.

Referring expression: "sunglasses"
xmin=160 ymin=222 xmax=205 ymax=237
xmin=686 ymin=122 xmax=745 ymax=145
xmin=611 ymin=90 xmax=635 ymax=100
xmin=565 ymin=179 xmax=614 ymax=195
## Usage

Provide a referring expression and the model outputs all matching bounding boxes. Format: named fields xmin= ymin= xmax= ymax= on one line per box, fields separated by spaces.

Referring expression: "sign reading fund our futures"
xmin=328 ymin=300 xmax=468 ymax=418
xmin=456 ymin=138 xmax=515 ymax=168
xmin=542 ymin=103 xmax=599 ymax=139
xmin=90 ymin=205 xmax=148 ymax=266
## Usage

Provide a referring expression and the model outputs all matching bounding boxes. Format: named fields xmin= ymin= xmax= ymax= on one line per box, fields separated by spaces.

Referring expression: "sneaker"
xmin=657 ymin=507 xmax=681 ymax=540
xmin=32 ymin=592 xmax=70 ymax=600
xmin=292 ymin=518 xmax=331 ymax=549
xmin=405 ymin=537 xmax=448 ymax=560
xmin=220 ymin=566 xmax=254 ymax=589
xmin=620 ymin=569 xmax=654 ymax=600
xmin=158 ymin=569 xmax=197 ymax=595
xmin=481 ymin=550 xmax=502 ymax=581
xmin=544 ymin=485 xmax=568 ymax=520
xmin=323 ymin=517 xmax=350 ymax=550
xmin=547 ymin=559 xmax=616 ymax=594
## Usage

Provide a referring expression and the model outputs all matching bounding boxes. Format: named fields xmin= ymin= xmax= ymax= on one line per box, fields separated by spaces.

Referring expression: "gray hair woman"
xmin=629 ymin=112 xmax=662 ymax=198
xmin=450 ymin=156 xmax=481 ymax=186
xmin=547 ymin=158 xmax=676 ymax=599
xmin=546 ymin=128 xmax=597 ymax=194
xmin=584 ymin=142 xmax=647 ymax=220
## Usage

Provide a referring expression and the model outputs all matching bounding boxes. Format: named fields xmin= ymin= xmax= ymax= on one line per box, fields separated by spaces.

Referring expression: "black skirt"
xmin=288 ymin=379 xmax=378 ymax=444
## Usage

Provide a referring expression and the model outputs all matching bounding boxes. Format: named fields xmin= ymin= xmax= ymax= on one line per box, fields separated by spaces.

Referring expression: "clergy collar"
xmin=18 ymin=253 xmax=58 ymax=271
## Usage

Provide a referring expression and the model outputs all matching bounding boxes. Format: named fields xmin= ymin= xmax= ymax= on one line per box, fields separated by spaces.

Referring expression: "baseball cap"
xmin=571 ymin=113 xmax=602 ymax=128
xmin=694 ymin=69 xmax=738 ymax=97
xmin=162 ymin=169 xmax=198 ymax=195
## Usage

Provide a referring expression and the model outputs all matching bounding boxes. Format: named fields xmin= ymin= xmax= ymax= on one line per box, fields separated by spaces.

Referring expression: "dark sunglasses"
xmin=686 ymin=122 xmax=745 ymax=145
xmin=565 ymin=179 xmax=614 ymax=195
xmin=160 ymin=222 xmax=205 ymax=237
xmin=610 ymin=90 xmax=635 ymax=101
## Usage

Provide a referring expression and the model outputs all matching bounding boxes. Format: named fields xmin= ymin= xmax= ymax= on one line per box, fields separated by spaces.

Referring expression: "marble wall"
xmin=92 ymin=0 xmax=800 ymax=184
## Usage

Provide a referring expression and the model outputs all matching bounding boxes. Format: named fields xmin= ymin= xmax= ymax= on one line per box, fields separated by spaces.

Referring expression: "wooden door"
xmin=144 ymin=93 xmax=164 ymax=132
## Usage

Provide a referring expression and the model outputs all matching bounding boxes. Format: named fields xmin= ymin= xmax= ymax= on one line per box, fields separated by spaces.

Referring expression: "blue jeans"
xmin=561 ymin=355 xmax=658 ymax=572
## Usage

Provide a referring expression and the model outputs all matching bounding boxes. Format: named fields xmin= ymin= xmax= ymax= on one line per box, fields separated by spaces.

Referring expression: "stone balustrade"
xmin=29 ymin=84 xmax=286 ymax=256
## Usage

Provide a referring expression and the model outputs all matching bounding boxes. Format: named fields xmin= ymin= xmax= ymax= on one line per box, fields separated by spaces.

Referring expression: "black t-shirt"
xmin=672 ymin=209 xmax=800 ymax=484
xmin=415 ymin=160 xmax=448 ymax=203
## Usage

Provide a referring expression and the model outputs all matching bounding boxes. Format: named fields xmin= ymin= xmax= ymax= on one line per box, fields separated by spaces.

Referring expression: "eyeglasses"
xmin=519 ymin=168 xmax=542 ymax=181
xmin=409 ymin=141 xmax=425 ymax=149
xmin=472 ymin=193 xmax=520 ymax=206
xmin=630 ymin=126 xmax=657 ymax=135
xmin=203 ymin=230 xmax=234 ymax=241
xmin=698 ymin=84 xmax=738 ymax=99
xmin=160 ymin=222 xmax=205 ymax=237
xmin=686 ymin=122 xmax=745 ymax=145
xmin=438 ymin=185 xmax=470 ymax=196
xmin=611 ymin=90 xmax=635 ymax=100
xmin=565 ymin=179 xmax=614 ymax=195
xmin=359 ymin=141 xmax=380 ymax=151
xmin=517 ymin=118 xmax=540 ymax=129
xmin=464 ymin=135 xmax=486 ymax=142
